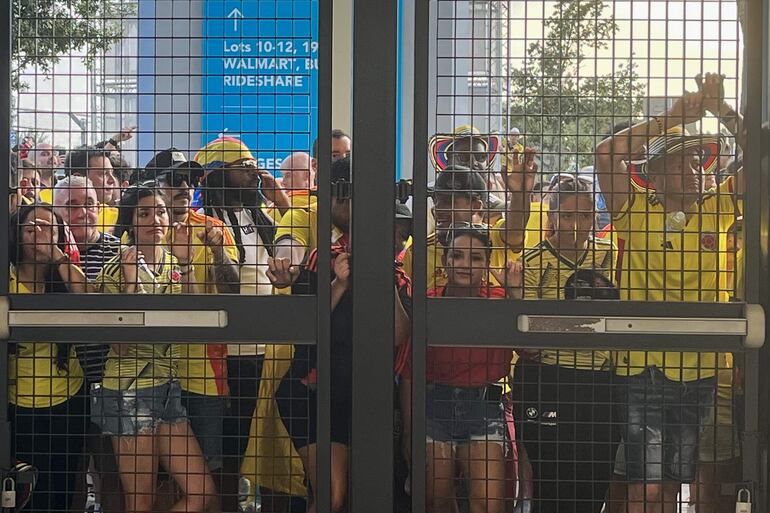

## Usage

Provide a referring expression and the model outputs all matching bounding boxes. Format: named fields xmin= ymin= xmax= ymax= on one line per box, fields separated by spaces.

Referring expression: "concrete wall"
xmin=333 ymin=0 xmax=353 ymax=134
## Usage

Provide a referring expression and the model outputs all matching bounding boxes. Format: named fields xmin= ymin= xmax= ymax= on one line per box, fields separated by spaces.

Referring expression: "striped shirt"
xmin=82 ymin=232 xmax=122 ymax=281
xmin=77 ymin=232 xmax=122 ymax=381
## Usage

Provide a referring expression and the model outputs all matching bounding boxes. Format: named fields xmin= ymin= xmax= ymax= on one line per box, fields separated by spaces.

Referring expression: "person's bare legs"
xmin=157 ymin=420 xmax=216 ymax=513
xmin=606 ymin=473 xmax=628 ymax=513
xmin=112 ymin=433 xmax=158 ymax=513
xmin=661 ymin=482 xmax=680 ymax=513
xmin=627 ymin=481 xmax=682 ymax=513
xmin=693 ymin=458 xmax=740 ymax=513
xmin=516 ymin=441 xmax=533 ymax=510
xmin=456 ymin=441 xmax=506 ymax=513
xmin=297 ymin=442 xmax=349 ymax=513
xmin=426 ymin=441 xmax=459 ymax=513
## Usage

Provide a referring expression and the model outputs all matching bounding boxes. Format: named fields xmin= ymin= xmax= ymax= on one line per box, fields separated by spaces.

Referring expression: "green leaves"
xmin=507 ymin=0 xmax=645 ymax=172
xmin=13 ymin=0 xmax=136 ymax=90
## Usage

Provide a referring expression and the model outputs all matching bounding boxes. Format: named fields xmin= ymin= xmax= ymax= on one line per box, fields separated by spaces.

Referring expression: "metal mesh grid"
xmin=6 ymin=1 xmax=330 ymax=512
xmin=1 ymin=0 xmax=762 ymax=513
xmin=417 ymin=1 xmax=748 ymax=513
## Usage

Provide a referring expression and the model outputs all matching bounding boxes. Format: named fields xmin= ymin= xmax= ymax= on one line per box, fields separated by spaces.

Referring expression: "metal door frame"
xmin=0 ymin=1 xmax=335 ymax=510
xmin=403 ymin=0 xmax=770 ymax=511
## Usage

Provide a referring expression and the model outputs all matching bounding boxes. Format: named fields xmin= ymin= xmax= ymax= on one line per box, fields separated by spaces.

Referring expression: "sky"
xmin=506 ymin=0 xmax=743 ymax=103
xmin=15 ymin=0 xmax=745 ymax=150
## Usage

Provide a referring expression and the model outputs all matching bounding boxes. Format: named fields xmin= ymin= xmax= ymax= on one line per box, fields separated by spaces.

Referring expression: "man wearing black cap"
xmin=149 ymin=149 xmax=241 ymax=508
xmin=417 ymin=155 xmax=536 ymax=288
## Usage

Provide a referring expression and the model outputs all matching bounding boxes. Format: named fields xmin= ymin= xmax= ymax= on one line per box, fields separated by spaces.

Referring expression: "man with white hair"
xmin=52 ymin=174 xmax=123 ymax=513
xmin=52 ymin=175 xmax=121 ymax=280
xmin=280 ymin=151 xmax=316 ymax=193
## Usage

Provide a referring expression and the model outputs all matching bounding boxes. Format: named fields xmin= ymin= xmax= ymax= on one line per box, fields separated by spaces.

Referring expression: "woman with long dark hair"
xmin=8 ymin=203 xmax=90 ymax=512
xmin=92 ymin=185 xmax=216 ymax=513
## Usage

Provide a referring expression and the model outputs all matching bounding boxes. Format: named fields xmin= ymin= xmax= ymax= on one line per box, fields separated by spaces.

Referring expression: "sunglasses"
xmin=158 ymin=169 xmax=203 ymax=188
xmin=226 ymin=159 xmax=260 ymax=169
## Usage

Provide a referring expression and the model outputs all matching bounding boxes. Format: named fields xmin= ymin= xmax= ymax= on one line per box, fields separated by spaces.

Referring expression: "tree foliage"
xmin=13 ymin=0 xmax=136 ymax=90
xmin=507 ymin=0 xmax=646 ymax=171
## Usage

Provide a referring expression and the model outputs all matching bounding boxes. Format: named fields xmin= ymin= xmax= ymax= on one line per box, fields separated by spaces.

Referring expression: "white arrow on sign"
xmin=228 ymin=8 xmax=243 ymax=32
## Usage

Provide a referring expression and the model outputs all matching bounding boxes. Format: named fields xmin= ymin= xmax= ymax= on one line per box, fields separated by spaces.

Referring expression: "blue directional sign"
xmin=202 ymin=1 xmax=319 ymax=172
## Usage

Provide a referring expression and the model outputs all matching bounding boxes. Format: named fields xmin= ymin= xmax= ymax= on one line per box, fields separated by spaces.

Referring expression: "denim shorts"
xmin=617 ymin=367 xmax=715 ymax=482
xmin=425 ymin=383 xmax=505 ymax=446
xmin=92 ymin=381 xmax=188 ymax=436
xmin=182 ymin=391 xmax=226 ymax=471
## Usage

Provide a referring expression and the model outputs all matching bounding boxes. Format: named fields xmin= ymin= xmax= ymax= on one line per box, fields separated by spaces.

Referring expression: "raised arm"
xmin=500 ymin=147 xmax=538 ymax=253
xmin=698 ymin=72 xmax=745 ymax=194
xmin=595 ymin=91 xmax=705 ymax=216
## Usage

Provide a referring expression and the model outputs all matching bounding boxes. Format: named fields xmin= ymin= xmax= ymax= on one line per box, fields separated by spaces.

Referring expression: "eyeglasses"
xmin=446 ymin=221 xmax=488 ymax=230
xmin=226 ymin=159 xmax=259 ymax=169
xmin=65 ymin=201 xmax=99 ymax=211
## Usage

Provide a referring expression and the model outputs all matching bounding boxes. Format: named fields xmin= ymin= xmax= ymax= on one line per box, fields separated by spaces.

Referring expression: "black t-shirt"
xmin=289 ymin=249 xmax=412 ymax=393
xmin=289 ymin=247 xmax=353 ymax=393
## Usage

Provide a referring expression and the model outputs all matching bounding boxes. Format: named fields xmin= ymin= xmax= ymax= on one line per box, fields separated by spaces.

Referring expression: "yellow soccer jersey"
xmin=98 ymin=206 xmax=119 ymax=234
xmin=526 ymin=201 xmax=548 ymax=249
xmin=8 ymin=268 xmax=84 ymax=408
xmin=401 ymin=201 xmax=546 ymax=282
xmin=97 ymin=249 xmax=182 ymax=390
xmin=172 ymin=210 xmax=239 ymax=396
xmin=275 ymin=205 xmax=316 ymax=254
xmin=266 ymin=192 xmax=316 ymax=223
xmin=735 ymin=247 xmax=744 ymax=301
xmin=522 ymin=238 xmax=615 ymax=370
xmin=612 ymin=178 xmax=739 ymax=381
xmin=179 ymin=210 xmax=240 ymax=295
xmin=38 ymin=187 xmax=53 ymax=205
xmin=274 ymin=198 xmax=342 ymax=261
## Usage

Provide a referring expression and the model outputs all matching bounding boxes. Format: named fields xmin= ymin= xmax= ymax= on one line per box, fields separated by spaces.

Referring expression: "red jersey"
xmin=399 ymin=286 xmax=512 ymax=387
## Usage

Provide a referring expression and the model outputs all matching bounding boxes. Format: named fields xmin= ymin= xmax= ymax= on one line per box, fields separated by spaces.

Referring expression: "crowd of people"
xmin=5 ymin=72 xmax=747 ymax=513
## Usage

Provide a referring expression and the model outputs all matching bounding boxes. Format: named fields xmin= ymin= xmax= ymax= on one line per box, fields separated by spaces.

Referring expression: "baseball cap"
xmin=145 ymin=148 xmax=189 ymax=174
xmin=146 ymin=148 xmax=204 ymax=187
xmin=433 ymin=165 xmax=488 ymax=197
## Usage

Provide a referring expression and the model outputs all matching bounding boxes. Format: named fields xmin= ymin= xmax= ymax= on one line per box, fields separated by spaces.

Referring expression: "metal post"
xmin=742 ymin=0 xmax=769 ymax=508
xmin=315 ymin=0 xmax=334 ymax=511
xmin=410 ymin=0 xmax=430 ymax=510
xmin=350 ymin=0 xmax=398 ymax=510
xmin=0 ymin=0 xmax=12 ymax=469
